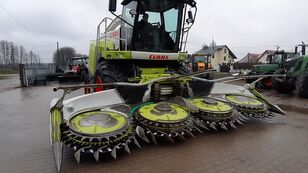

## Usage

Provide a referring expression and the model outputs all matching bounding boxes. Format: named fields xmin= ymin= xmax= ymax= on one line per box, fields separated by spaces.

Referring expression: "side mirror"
xmin=295 ymin=46 xmax=298 ymax=54
xmin=109 ymin=0 xmax=117 ymax=12
xmin=186 ymin=11 xmax=194 ymax=24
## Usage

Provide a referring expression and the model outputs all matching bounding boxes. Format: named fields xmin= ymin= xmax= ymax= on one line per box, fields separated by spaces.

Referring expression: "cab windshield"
xmin=131 ymin=0 xmax=183 ymax=52
xmin=272 ymin=54 xmax=282 ymax=64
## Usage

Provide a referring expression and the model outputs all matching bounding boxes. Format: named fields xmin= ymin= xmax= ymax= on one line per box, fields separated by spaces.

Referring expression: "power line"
xmin=0 ymin=2 xmax=54 ymax=43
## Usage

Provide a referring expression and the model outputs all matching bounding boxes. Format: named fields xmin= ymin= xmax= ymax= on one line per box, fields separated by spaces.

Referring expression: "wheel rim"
xmin=95 ymin=75 xmax=103 ymax=92
xmin=264 ymin=78 xmax=272 ymax=88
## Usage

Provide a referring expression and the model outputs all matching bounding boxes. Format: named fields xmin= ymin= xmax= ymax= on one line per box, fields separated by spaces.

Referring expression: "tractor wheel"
xmin=94 ymin=61 xmax=129 ymax=92
xmin=272 ymin=79 xmax=293 ymax=93
xmin=295 ymin=74 xmax=308 ymax=98
xmin=272 ymin=69 xmax=293 ymax=93
xmin=256 ymin=74 xmax=272 ymax=89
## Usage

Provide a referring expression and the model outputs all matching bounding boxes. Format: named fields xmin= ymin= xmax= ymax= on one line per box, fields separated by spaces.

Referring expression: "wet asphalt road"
xmin=0 ymin=76 xmax=308 ymax=173
xmin=0 ymin=74 xmax=19 ymax=93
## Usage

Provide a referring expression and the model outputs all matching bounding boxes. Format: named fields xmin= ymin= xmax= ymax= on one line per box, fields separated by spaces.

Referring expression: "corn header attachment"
xmin=50 ymin=71 xmax=285 ymax=172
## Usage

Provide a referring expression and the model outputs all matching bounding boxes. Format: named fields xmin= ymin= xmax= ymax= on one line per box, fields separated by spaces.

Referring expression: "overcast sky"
xmin=0 ymin=0 xmax=307 ymax=62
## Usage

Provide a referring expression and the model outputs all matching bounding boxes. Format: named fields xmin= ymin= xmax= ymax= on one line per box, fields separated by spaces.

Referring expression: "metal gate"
xmin=19 ymin=63 xmax=56 ymax=86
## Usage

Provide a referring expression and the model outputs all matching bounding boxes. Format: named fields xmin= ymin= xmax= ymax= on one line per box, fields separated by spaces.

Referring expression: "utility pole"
xmin=30 ymin=51 xmax=33 ymax=65
xmin=56 ymin=42 xmax=59 ymax=65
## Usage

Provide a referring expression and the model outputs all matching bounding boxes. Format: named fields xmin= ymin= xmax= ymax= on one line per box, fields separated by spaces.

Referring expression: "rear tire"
xmin=256 ymin=77 xmax=272 ymax=89
xmin=94 ymin=61 xmax=129 ymax=92
xmin=272 ymin=69 xmax=293 ymax=93
xmin=295 ymin=74 xmax=308 ymax=98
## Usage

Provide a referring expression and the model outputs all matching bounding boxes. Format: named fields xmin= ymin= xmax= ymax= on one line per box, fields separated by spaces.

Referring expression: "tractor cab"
xmin=109 ymin=0 xmax=196 ymax=53
xmin=286 ymin=43 xmax=308 ymax=72
xmin=268 ymin=51 xmax=297 ymax=68
xmin=191 ymin=55 xmax=212 ymax=72
xmin=295 ymin=42 xmax=307 ymax=56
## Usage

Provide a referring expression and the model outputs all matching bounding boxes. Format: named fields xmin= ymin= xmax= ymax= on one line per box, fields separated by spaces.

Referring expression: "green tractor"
xmin=272 ymin=43 xmax=308 ymax=98
xmin=247 ymin=50 xmax=296 ymax=89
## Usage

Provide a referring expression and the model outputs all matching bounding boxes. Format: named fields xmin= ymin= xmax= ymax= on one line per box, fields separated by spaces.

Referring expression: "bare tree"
xmin=53 ymin=47 xmax=76 ymax=67
xmin=0 ymin=41 xmax=5 ymax=65
xmin=29 ymin=51 xmax=34 ymax=64
xmin=10 ymin=42 xmax=16 ymax=66
xmin=19 ymin=45 xmax=26 ymax=64
xmin=5 ymin=42 xmax=10 ymax=66
xmin=0 ymin=40 xmax=41 ymax=67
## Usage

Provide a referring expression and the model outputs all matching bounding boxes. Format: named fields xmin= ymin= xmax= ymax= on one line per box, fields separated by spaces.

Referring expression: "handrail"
xmin=95 ymin=17 xmax=129 ymax=63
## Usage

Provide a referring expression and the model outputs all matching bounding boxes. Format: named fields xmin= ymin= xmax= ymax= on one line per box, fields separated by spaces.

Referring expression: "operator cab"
xmin=110 ymin=0 xmax=196 ymax=53
xmin=267 ymin=51 xmax=296 ymax=68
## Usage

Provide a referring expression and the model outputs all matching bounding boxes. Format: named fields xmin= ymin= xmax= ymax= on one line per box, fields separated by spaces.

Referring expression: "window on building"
xmin=224 ymin=49 xmax=227 ymax=53
xmin=224 ymin=56 xmax=226 ymax=61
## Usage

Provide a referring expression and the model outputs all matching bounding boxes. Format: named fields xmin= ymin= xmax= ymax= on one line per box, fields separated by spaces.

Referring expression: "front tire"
xmin=94 ymin=61 xmax=129 ymax=92
xmin=295 ymin=74 xmax=308 ymax=98
xmin=256 ymin=73 xmax=273 ymax=89
xmin=272 ymin=69 xmax=293 ymax=93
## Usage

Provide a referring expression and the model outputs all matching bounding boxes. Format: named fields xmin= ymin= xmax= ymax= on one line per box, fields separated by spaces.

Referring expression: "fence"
xmin=19 ymin=63 xmax=56 ymax=86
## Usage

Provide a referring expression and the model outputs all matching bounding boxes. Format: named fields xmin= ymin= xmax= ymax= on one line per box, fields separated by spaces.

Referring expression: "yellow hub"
xmin=137 ymin=102 xmax=189 ymax=123
xmin=69 ymin=111 xmax=128 ymax=135
xmin=225 ymin=95 xmax=264 ymax=107
xmin=190 ymin=98 xmax=232 ymax=114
